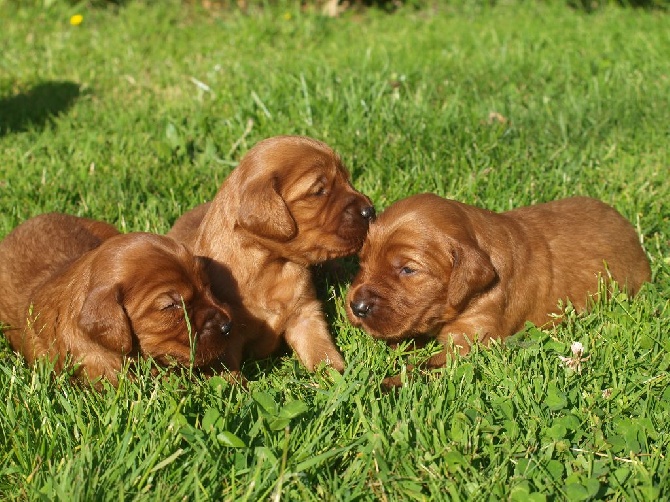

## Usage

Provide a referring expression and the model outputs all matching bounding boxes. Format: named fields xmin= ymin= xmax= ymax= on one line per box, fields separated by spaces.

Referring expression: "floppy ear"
xmin=78 ymin=283 xmax=134 ymax=355
xmin=237 ymin=175 xmax=297 ymax=242
xmin=446 ymin=241 xmax=497 ymax=308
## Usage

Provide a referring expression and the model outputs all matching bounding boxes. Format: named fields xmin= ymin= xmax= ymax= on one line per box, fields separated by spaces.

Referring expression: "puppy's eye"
xmin=160 ymin=294 xmax=187 ymax=311
xmin=399 ymin=266 xmax=417 ymax=276
xmin=313 ymin=186 xmax=328 ymax=197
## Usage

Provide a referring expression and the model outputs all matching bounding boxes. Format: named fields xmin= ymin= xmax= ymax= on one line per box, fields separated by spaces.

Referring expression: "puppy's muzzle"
xmin=199 ymin=309 xmax=233 ymax=337
xmin=219 ymin=320 xmax=233 ymax=337
xmin=343 ymin=203 xmax=376 ymax=224
xmin=360 ymin=205 xmax=376 ymax=221
xmin=350 ymin=299 xmax=372 ymax=318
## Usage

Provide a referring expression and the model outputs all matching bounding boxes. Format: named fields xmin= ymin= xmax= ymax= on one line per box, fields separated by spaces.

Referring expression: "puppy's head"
xmin=346 ymin=194 xmax=496 ymax=341
xmin=78 ymin=233 xmax=235 ymax=369
xmin=234 ymin=136 xmax=375 ymax=264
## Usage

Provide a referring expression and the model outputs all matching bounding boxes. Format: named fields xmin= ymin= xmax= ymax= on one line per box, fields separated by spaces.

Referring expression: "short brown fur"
xmin=347 ymin=194 xmax=651 ymax=384
xmin=0 ymin=213 xmax=235 ymax=386
xmin=169 ymin=135 xmax=374 ymax=372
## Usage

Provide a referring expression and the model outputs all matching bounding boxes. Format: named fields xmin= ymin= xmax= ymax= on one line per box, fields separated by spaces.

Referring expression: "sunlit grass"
xmin=1 ymin=1 xmax=668 ymax=499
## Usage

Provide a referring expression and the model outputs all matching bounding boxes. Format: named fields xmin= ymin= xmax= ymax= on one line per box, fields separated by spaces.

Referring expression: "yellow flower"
xmin=283 ymin=12 xmax=291 ymax=21
xmin=70 ymin=14 xmax=83 ymax=26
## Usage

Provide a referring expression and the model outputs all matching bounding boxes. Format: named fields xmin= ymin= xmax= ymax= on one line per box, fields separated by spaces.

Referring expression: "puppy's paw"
xmin=308 ymin=349 xmax=345 ymax=373
xmin=381 ymin=374 xmax=404 ymax=391
xmin=380 ymin=364 xmax=418 ymax=391
xmin=285 ymin=314 xmax=345 ymax=373
xmin=223 ymin=369 xmax=249 ymax=388
xmin=325 ymin=349 xmax=345 ymax=373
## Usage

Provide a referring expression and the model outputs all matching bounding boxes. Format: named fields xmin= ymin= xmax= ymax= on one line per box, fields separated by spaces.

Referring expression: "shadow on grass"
xmin=0 ymin=81 xmax=82 ymax=136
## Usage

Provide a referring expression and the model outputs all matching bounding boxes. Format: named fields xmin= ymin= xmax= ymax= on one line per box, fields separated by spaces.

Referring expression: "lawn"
xmin=0 ymin=0 xmax=669 ymax=499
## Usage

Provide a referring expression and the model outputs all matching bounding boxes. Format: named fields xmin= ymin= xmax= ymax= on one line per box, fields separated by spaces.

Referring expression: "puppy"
xmin=0 ymin=213 xmax=235 ymax=386
xmin=168 ymin=135 xmax=375 ymax=372
xmin=347 ymin=194 xmax=651 ymax=382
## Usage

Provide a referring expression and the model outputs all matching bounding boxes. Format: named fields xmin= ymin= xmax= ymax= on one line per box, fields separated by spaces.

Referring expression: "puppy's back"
xmin=167 ymin=202 xmax=211 ymax=247
xmin=510 ymin=197 xmax=650 ymax=305
xmin=0 ymin=213 xmax=119 ymax=330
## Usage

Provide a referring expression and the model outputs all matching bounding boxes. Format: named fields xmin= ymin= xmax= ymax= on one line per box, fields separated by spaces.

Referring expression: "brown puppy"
xmin=347 ymin=194 xmax=651 ymax=381
xmin=168 ymin=135 xmax=375 ymax=372
xmin=0 ymin=213 xmax=235 ymax=386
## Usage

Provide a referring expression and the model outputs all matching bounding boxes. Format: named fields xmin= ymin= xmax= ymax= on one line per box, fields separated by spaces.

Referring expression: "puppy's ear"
xmin=78 ymin=283 xmax=134 ymax=355
xmin=237 ymin=175 xmax=297 ymax=242
xmin=446 ymin=241 xmax=496 ymax=308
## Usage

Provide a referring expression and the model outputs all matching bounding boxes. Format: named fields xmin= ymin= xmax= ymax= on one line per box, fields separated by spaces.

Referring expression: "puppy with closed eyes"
xmin=347 ymin=194 xmax=651 ymax=385
xmin=168 ymin=135 xmax=375 ymax=373
xmin=0 ymin=213 xmax=235 ymax=386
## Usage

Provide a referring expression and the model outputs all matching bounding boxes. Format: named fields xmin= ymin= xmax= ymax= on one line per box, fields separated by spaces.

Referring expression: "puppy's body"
xmin=169 ymin=202 xmax=209 ymax=245
xmin=347 ymin=194 xmax=651 ymax=371
xmin=0 ymin=213 xmax=234 ymax=385
xmin=169 ymin=136 xmax=375 ymax=372
xmin=0 ymin=214 xmax=121 ymax=330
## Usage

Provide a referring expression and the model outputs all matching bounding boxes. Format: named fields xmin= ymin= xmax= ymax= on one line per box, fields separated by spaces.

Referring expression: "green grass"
xmin=1 ymin=1 xmax=669 ymax=499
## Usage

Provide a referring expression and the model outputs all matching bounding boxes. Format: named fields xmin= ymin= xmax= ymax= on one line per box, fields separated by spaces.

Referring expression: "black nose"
xmin=350 ymin=300 xmax=372 ymax=318
xmin=220 ymin=321 xmax=232 ymax=337
xmin=360 ymin=206 xmax=376 ymax=221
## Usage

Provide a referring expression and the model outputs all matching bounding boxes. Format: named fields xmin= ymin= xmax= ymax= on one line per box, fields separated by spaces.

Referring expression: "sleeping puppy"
xmin=168 ymin=135 xmax=375 ymax=372
xmin=347 ymin=194 xmax=651 ymax=383
xmin=0 ymin=213 xmax=235 ymax=386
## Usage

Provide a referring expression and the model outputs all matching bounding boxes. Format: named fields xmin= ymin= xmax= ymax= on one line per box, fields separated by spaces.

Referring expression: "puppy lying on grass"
xmin=0 ymin=213 xmax=235 ymax=386
xmin=346 ymin=194 xmax=651 ymax=386
xmin=169 ymin=135 xmax=375 ymax=373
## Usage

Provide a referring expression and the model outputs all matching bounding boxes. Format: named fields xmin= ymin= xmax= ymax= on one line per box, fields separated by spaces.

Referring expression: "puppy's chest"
xmin=243 ymin=266 xmax=310 ymax=330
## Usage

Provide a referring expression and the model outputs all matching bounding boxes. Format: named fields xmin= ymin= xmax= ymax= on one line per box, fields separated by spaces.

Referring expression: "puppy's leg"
xmin=78 ymin=348 xmax=125 ymax=387
xmin=381 ymin=374 xmax=404 ymax=389
xmin=284 ymin=300 xmax=345 ymax=372
xmin=218 ymin=337 xmax=249 ymax=387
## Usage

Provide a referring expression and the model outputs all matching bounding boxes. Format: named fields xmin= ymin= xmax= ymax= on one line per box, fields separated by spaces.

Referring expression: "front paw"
xmin=309 ymin=349 xmax=345 ymax=373
xmin=224 ymin=369 xmax=249 ymax=388
xmin=380 ymin=364 xmax=417 ymax=390
xmin=324 ymin=350 xmax=345 ymax=373
xmin=381 ymin=374 xmax=404 ymax=390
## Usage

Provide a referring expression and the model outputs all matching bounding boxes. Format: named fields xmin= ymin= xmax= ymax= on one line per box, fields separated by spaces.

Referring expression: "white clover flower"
xmin=559 ymin=341 xmax=590 ymax=374
xmin=571 ymin=341 xmax=584 ymax=357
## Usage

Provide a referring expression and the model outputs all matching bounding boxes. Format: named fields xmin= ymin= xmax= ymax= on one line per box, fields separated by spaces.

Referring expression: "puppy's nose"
xmin=202 ymin=310 xmax=232 ymax=336
xmin=350 ymin=300 xmax=372 ymax=318
xmin=220 ymin=321 xmax=232 ymax=337
xmin=360 ymin=206 xmax=376 ymax=221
